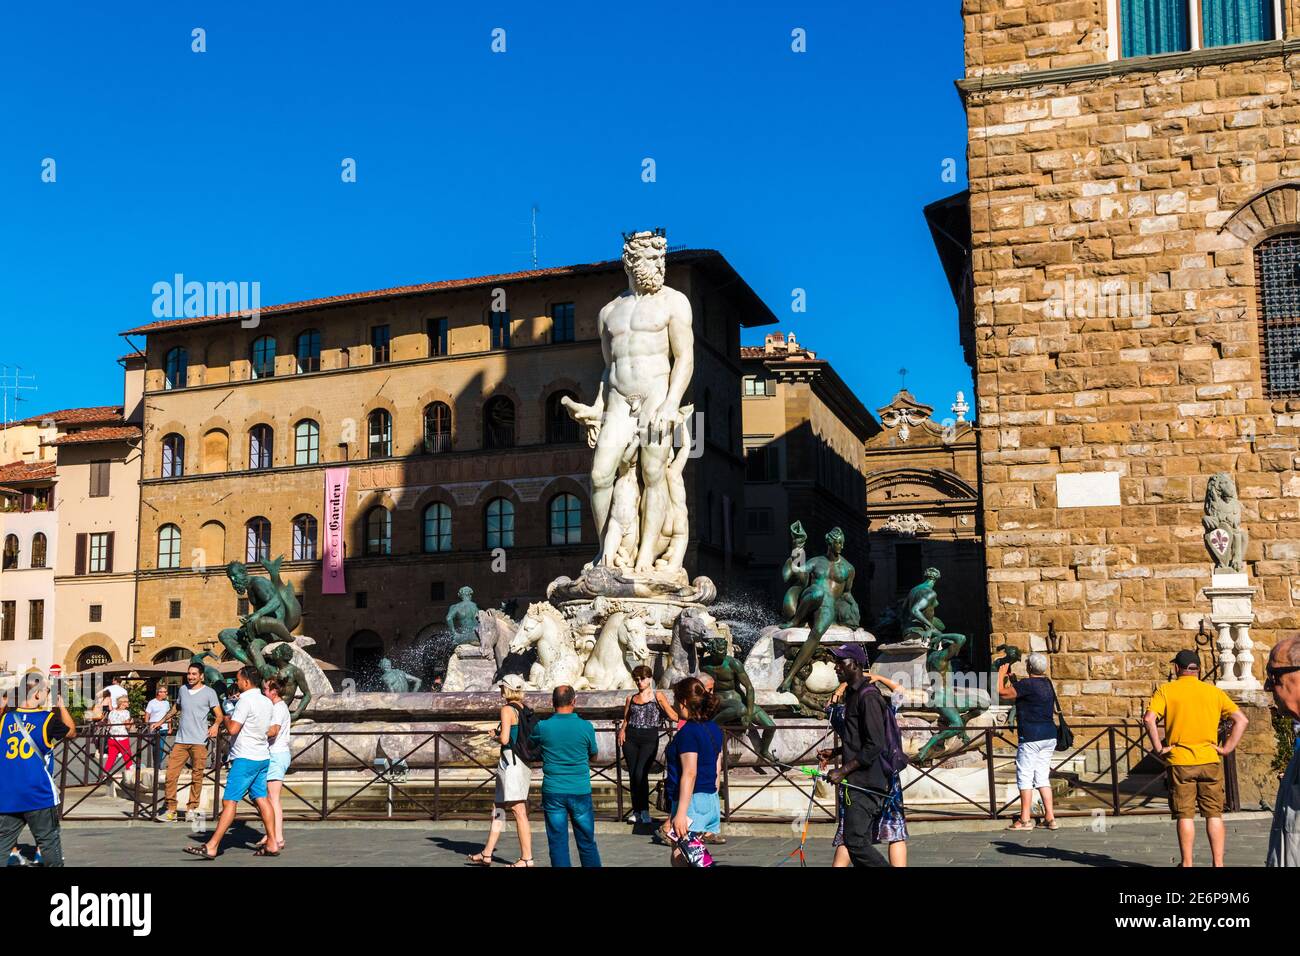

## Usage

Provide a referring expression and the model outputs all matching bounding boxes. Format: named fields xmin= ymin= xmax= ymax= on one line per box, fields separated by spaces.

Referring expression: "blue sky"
xmin=0 ymin=0 xmax=971 ymax=424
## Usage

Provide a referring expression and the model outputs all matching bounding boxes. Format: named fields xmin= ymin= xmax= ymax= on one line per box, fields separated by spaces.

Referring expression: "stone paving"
xmin=37 ymin=815 xmax=1272 ymax=868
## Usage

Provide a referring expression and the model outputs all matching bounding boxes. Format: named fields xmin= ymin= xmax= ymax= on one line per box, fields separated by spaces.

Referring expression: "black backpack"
xmin=859 ymin=682 xmax=909 ymax=776
xmin=507 ymin=702 xmax=542 ymax=766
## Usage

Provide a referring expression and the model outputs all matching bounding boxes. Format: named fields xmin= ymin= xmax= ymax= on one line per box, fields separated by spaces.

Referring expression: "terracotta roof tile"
xmin=46 ymin=425 xmax=142 ymax=446
xmin=0 ymin=460 xmax=57 ymax=484
xmin=120 ymin=250 xmax=722 ymax=336
xmin=11 ymin=405 xmax=123 ymax=427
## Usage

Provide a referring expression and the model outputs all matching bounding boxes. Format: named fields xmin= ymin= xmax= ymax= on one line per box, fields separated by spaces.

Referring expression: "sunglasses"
xmin=1265 ymin=665 xmax=1300 ymax=684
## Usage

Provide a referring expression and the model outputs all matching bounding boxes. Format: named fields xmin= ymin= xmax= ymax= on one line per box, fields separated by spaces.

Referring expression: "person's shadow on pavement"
xmin=426 ymin=834 xmax=497 ymax=859
xmin=990 ymin=839 xmax=1153 ymax=867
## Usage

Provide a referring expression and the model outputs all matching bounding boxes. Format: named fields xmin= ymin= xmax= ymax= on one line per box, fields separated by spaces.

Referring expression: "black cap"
xmin=1172 ymin=650 xmax=1200 ymax=670
xmin=830 ymin=643 xmax=868 ymax=665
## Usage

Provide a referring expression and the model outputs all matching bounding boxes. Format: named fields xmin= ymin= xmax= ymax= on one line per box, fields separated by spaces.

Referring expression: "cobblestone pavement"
xmin=37 ymin=816 xmax=1271 ymax=867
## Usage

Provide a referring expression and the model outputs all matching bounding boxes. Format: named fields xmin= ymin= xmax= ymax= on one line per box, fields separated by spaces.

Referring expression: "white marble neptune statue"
xmin=562 ymin=230 xmax=695 ymax=578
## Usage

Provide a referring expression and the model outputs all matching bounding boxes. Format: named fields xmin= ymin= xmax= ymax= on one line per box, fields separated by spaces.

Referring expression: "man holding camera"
xmin=0 ymin=670 xmax=77 ymax=867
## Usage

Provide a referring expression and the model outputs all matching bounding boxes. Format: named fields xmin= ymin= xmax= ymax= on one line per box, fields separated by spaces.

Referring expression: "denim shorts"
xmin=670 ymin=790 xmax=721 ymax=834
xmin=224 ymin=758 xmax=270 ymax=802
xmin=267 ymin=751 xmax=291 ymax=782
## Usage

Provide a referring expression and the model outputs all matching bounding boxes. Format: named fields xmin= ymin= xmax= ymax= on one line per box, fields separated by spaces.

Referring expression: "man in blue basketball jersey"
xmin=0 ymin=670 xmax=76 ymax=867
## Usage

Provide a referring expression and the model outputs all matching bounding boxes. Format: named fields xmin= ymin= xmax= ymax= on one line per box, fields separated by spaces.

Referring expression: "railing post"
xmin=321 ymin=734 xmax=330 ymax=821
xmin=985 ymin=728 xmax=997 ymax=819
xmin=721 ymin=730 xmax=731 ymax=821
xmin=211 ymin=732 xmax=223 ymax=821
xmin=1108 ymin=727 xmax=1121 ymax=815
xmin=131 ymin=732 xmax=142 ymax=820
xmin=614 ymin=724 xmax=624 ymax=823
xmin=433 ymin=732 xmax=440 ymax=821
xmin=58 ymin=735 xmax=69 ymax=816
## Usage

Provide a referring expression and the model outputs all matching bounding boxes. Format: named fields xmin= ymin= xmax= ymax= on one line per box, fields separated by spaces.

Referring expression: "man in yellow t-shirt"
xmin=1143 ymin=650 xmax=1248 ymax=867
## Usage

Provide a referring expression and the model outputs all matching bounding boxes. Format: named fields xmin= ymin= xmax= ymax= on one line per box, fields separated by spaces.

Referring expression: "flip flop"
xmin=183 ymin=845 xmax=217 ymax=860
xmin=253 ymin=846 xmax=280 ymax=858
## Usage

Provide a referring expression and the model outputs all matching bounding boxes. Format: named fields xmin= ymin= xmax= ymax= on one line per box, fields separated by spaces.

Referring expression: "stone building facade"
xmin=739 ymin=332 xmax=878 ymax=608
xmin=937 ymin=0 xmax=1300 ymax=779
xmin=864 ymin=389 xmax=988 ymax=663
xmin=123 ymin=250 xmax=772 ymax=680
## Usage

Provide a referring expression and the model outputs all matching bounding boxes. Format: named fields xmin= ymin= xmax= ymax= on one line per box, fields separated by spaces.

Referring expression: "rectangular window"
xmin=1121 ymin=0 xmax=1192 ymax=56
xmin=89 ymin=604 xmax=102 ymax=623
xmin=895 ymin=543 xmax=924 ymax=595
xmin=744 ymin=445 xmax=779 ymax=482
xmin=1256 ymin=233 xmax=1300 ymax=397
xmin=1 ymin=602 xmax=14 ymax=641
xmin=550 ymin=302 xmax=575 ymax=343
xmin=169 ymin=599 xmax=182 ymax=619
xmin=430 ymin=581 xmax=445 ymax=602
xmin=237 ymin=597 xmax=250 ymax=617
xmin=489 ymin=312 xmax=510 ymax=350
xmin=428 ymin=317 xmax=449 ymax=356
xmin=27 ymin=600 xmax=43 ymax=640
xmin=371 ymin=325 xmax=391 ymax=364
xmin=88 ymin=532 xmax=111 ymax=573
xmin=745 ymin=508 xmax=774 ymax=535
xmin=89 ymin=460 xmax=111 ymax=498
xmin=356 ymin=591 xmax=368 ymax=609
xmin=1200 ymin=0 xmax=1275 ymax=46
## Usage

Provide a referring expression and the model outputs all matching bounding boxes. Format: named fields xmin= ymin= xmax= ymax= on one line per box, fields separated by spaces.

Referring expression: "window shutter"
xmin=74 ymin=533 xmax=87 ymax=576
xmin=105 ymin=531 xmax=115 ymax=573
xmin=766 ymin=379 xmax=776 ymax=396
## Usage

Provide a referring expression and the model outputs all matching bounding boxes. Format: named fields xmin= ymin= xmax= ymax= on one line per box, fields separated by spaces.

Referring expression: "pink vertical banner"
xmin=322 ymin=467 xmax=349 ymax=595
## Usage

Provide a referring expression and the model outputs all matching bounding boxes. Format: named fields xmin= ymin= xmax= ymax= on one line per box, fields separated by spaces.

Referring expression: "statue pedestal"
xmin=443 ymin=644 xmax=496 ymax=693
xmin=743 ymin=625 xmax=876 ymax=692
xmin=871 ymin=640 xmax=931 ymax=705
xmin=1203 ymin=572 xmax=1261 ymax=690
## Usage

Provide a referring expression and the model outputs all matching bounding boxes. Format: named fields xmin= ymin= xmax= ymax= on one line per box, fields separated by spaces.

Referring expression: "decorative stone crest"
xmin=1202 ymin=472 xmax=1247 ymax=573
xmin=882 ymin=513 xmax=934 ymax=536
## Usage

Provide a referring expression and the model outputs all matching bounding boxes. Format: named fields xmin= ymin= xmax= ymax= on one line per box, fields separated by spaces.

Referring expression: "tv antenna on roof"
xmin=898 ymin=367 xmax=908 ymax=391
xmin=0 ymin=364 xmax=38 ymax=450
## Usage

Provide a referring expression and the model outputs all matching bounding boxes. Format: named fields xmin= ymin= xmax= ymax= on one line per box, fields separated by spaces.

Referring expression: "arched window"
xmin=162 ymin=433 xmax=185 ymax=478
xmin=2 ymin=534 xmax=17 ymax=570
xmin=368 ymin=409 xmax=392 ymax=458
xmin=483 ymin=396 xmax=515 ymax=449
xmin=296 ymin=329 xmax=321 ymax=374
xmin=365 ymin=506 xmax=392 ymax=555
xmin=546 ymin=391 xmax=580 ymax=444
xmin=250 ymin=336 xmax=277 ymax=379
xmin=158 ymin=524 xmax=182 ymax=569
xmin=294 ymin=420 xmax=319 ymax=466
xmin=199 ymin=521 xmax=225 ymax=567
xmin=423 ymin=502 xmax=452 ymax=553
xmin=292 ymin=514 xmax=318 ymax=561
xmin=1256 ymin=233 xmax=1300 ymax=397
xmin=249 ymin=424 xmax=274 ymax=470
xmin=485 ymin=498 xmax=514 ymax=549
xmin=30 ymin=533 xmax=47 ymax=569
xmin=549 ymin=493 xmax=582 ymax=545
xmin=164 ymin=347 xmax=188 ymax=390
xmin=202 ymin=429 xmax=229 ymax=473
xmin=423 ymin=402 xmax=451 ymax=454
xmin=245 ymin=517 xmax=271 ymax=562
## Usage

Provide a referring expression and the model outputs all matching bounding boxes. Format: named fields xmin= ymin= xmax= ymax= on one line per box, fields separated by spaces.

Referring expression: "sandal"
xmin=1042 ymin=819 xmax=1060 ymax=830
xmin=510 ymin=858 xmax=535 ymax=867
xmin=467 ymin=851 xmax=493 ymax=866
xmin=183 ymin=845 xmax=217 ymax=860
xmin=253 ymin=846 xmax=280 ymax=857
xmin=1006 ymin=819 xmax=1036 ymax=831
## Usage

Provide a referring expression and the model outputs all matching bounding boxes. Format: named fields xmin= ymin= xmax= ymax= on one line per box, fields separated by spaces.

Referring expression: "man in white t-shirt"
xmin=258 ymin=678 xmax=293 ymax=854
xmin=185 ymin=667 xmax=281 ymax=860
xmin=104 ymin=680 xmax=128 ymax=708
xmin=143 ymin=686 xmax=172 ymax=771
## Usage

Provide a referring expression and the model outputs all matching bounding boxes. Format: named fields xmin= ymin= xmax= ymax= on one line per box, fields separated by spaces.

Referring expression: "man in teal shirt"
xmin=531 ymin=685 xmax=601 ymax=867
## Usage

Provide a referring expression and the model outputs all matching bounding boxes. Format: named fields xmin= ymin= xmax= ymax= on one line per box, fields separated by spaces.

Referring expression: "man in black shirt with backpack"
xmin=825 ymin=643 xmax=892 ymax=867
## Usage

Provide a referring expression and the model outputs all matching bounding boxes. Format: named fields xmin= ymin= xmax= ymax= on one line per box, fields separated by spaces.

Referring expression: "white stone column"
xmin=1232 ymin=623 xmax=1261 ymax=690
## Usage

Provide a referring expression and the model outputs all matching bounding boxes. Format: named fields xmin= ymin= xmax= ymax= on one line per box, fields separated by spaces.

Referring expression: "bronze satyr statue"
xmin=1202 ymin=472 xmax=1247 ymax=573
xmin=446 ymin=586 xmax=480 ymax=647
xmin=778 ymin=525 xmax=856 ymax=694
xmin=902 ymin=568 xmax=973 ymax=763
xmin=378 ymin=658 xmax=422 ymax=693
xmin=259 ymin=644 xmax=312 ymax=719
xmin=219 ymin=556 xmax=301 ymax=669
xmin=700 ymin=635 xmax=776 ymax=763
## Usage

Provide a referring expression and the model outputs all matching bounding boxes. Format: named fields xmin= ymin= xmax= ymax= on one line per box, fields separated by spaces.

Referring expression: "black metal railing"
xmin=55 ymin=718 xmax=1215 ymax=823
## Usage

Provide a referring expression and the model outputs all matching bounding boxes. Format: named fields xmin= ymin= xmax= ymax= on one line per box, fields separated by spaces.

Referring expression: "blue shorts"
xmin=223 ymin=758 xmax=269 ymax=802
xmin=670 ymin=790 xmax=721 ymax=834
xmin=268 ymin=751 xmax=291 ymax=782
